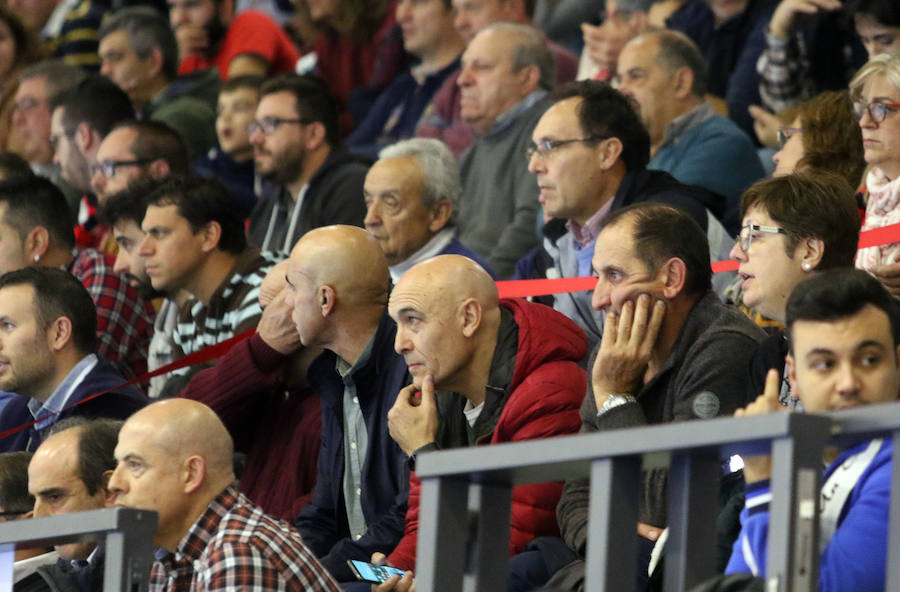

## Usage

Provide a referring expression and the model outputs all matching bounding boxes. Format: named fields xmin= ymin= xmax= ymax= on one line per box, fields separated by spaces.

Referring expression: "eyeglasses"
xmin=525 ymin=136 xmax=607 ymax=161
xmin=853 ymin=101 xmax=900 ymax=123
xmin=247 ymin=116 xmax=313 ymax=136
xmin=736 ymin=223 xmax=787 ymax=252
xmin=91 ymin=158 xmax=156 ymax=179
xmin=776 ymin=126 xmax=802 ymax=147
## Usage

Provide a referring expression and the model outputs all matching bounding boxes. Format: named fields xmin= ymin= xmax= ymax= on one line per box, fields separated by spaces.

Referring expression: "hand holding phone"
xmin=347 ymin=559 xmax=408 ymax=584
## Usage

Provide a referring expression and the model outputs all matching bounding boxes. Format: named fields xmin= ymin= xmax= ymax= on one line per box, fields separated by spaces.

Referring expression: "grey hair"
xmin=479 ymin=22 xmax=556 ymax=91
xmin=19 ymin=60 xmax=86 ymax=102
xmin=98 ymin=7 xmax=179 ymax=82
xmin=850 ymin=53 xmax=900 ymax=103
xmin=378 ymin=138 xmax=461 ymax=227
xmin=643 ymin=29 xmax=708 ymax=97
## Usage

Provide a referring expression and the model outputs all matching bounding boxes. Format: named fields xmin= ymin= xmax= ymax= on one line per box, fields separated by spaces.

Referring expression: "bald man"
xmin=284 ymin=226 xmax=412 ymax=583
xmin=381 ymin=254 xmax=587 ymax=570
xmin=176 ymin=261 xmax=322 ymax=521
xmin=108 ymin=399 xmax=341 ymax=591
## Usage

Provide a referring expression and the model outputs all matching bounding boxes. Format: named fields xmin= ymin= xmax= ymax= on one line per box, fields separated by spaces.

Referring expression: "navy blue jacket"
xmin=295 ymin=311 xmax=411 ymax=582
xmin=0 ymin=357 xmax=147 ymax=452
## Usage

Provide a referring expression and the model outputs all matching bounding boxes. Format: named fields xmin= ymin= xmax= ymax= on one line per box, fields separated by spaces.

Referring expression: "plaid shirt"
xmin=65 ymin=248 xmax=155 ymax=382
xmin=149 ymin=485 xmax=340 ymax=592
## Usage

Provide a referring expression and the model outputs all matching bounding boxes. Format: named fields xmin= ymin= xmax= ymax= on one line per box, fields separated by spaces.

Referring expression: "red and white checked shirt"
xmin=149 ymin=485 xmax=341 ymax=592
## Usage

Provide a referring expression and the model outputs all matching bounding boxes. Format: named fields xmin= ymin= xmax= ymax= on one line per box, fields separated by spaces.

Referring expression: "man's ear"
xmin=518 ymin=64 xmax=542 ymax=95
xmin=303 ymin=121 xmax=327 ymax=152
xmin=598 ymin=137 xmax=624 ymax=170
xmin=658 ymin=257 xmax=687 ymax=299
xmin=24 ymin=226 xmax=50 ymax=262
xmin=672 ymin=66 xmax=694 ymax=100
xmin=147 ymin=47 xmax=165 ymax=78
xmin=147 ymin=159 xmax=171 ymax=180
xmin=74 ymin=122 xmax=95 ymax=154
xmin=199 ymin=221 xmax=222 ymax=253
xmin=46 ymin=316 xmax=73 ymax=352
xmin=427 ymin=200 xmax=452 ymax=233
xmin=183 ymin=455 xmax=207 ymax=494
xmin=459 ymin=298 xmax=483 ymax=338
xmin=319 ymin=284 xmax=336 ymax=317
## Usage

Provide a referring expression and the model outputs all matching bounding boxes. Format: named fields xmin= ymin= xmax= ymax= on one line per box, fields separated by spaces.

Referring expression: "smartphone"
xmin=347 ymin=559 xmax=408 ymax=584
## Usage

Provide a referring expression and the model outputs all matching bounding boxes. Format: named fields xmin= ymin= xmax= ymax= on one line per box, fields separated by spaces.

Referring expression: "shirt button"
xmin=353 ymin=396 xmax=359 ymax=405
xmin=356 ymin=488 xmax=361 ymax=496
xmin=350 ymin=442 xmax=357 ymax=450
xmin=354 ymin=534 xmax=363 ymax=541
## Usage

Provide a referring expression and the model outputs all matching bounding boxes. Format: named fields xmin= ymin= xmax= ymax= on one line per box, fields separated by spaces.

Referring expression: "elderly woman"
xmin=851 ymin=54 xmax=900 ymax=280
xmin=772 ymin=90 xmax=866 ymax=189
xmin=0 ymin=6 xmax=39 ymax=152
xmin=730 ymin=173 xmax=860 ymax=406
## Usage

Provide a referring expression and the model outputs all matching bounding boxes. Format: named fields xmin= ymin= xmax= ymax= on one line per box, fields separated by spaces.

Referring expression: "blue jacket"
xmin=726 ymin=438 xmax=891 ymax=591
xmin=0 ymin=357 xmax=147 ymax=452
xmin=440 ymin=237 xmax=497 ymax=279
xmin=295 ymin=310 xmax=411 ymax=582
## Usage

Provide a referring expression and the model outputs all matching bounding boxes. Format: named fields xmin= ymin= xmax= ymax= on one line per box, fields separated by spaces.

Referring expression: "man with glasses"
xmin=527 ymin=80 xmax=725 ymax=350
xmin=615 ymin=29 xmax=763 ymax=233
xmin=248 ymin=74 xmax=367 ymax=257
xmin=454 ymin=23 xmax=556 ymax=279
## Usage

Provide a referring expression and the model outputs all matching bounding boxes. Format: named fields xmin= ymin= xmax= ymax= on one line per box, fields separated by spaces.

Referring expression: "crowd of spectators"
xmin=0 ymin=0 xmax=895 ymax=590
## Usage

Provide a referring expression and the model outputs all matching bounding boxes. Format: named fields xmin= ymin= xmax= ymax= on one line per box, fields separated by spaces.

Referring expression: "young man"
xmin=727 ymin=269 xmax=897 ymax=592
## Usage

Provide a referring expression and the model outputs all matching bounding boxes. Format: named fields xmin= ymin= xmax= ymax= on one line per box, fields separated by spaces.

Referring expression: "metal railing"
xmin=414 ymin=402 xmax=900 ymax=592
xmin=0 ymin=507 xmax=157 ymax=591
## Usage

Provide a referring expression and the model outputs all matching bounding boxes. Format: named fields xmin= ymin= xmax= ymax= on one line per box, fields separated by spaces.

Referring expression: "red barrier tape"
xmin=7 ymin=222 xmax=900 ymax=442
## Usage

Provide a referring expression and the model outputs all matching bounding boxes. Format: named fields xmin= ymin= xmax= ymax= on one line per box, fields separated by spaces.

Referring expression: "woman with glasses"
xmin=729 ymin=173 xmax=860 ymax=406
xmin=851 ymin=53 xmax=900 ymax=274
xmin=771 ymin=91 xmax=865 ymax=190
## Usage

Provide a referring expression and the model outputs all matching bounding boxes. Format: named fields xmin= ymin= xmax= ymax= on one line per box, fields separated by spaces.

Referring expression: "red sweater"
xmin=387 ymin=298 xmax=587 ymax=569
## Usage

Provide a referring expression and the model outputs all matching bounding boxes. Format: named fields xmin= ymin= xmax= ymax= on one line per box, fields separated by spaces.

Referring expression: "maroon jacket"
xmin=387 ymin=298 xmax=587 ymax=569
xmin=178 ymin=333 xmax=321 ymax=521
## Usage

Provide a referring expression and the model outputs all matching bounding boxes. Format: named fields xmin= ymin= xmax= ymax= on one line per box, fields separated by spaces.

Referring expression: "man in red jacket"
xmin=382 ymin=254 xmax=588 ymax=571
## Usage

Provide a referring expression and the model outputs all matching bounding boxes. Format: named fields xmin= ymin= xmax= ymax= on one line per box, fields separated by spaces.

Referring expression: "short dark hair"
xmin=98 ymin=177 xmax=162 ymax=228
xmin=259 ymin=74 xmax=341 ymax=147
xmin=48 ymin=418 xmax=123 ymax=496
xmin=786 ymin=269 xmax=900 ymax=348
xmin=553 ymin=80 xmax=650 ymax=171
xmin=145 ymin=176 xmax=247 ymax=254
xmin=845 ymin=0 xmax=900 ymax=27
xmin=0 ymin=175 xmax=76 ymax=249
xmin=652 ymin=30 xmax=708 ymax=97
xmin=52 ymin=76 xmax=135 ymax=138
xmin=222 ymin=75 xmax=264 ymax=94
xmin=109 ymin=120 xmax=189 ymax=175
xmin=602 ymin=203 xmax=712 ymax=296
xmin=98 ymin=7 xmax=179 ymax=81
xmin=0 ymin=267 xmax=98 ymax=355
xmin=739 ymin=173 xmax=860 ymax=271
xmin=0 ymin=452 xmax=33 ymax=514
xmin=0 ymin=152 xmax=33 ymax=182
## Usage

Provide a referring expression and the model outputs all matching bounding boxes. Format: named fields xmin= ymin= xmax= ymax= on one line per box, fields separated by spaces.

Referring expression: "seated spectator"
xmin=0 ymin=451 xmax=57 ymax=584
xmin=850 ymin=54 xmax=900 ymax=287
xmin=0 ymin=268 xmax=145 ymax=452
xmin=138 ymin=176 xmax=278 ymax=392
xmin=170 ymin=0 xmax=299 ymax=78
xmin=527 ymin=81 xmax=731 ymax=349
xmin=364 ymin=138 xmax=495 ymax=281
xmin=415 ymin=0 xmax=578 ymax=156
xmin=98 ymin=7 xmax=219 ymax=160
xmin=347 ymin=0 xmax=464 ymax=158
xmin=10 ymin=61 xmax=85 ymax=220
xmin=380 ymin=255 xmax=586 ymax=571
xmin=90 ymin=120 xmax=189 ymax=206
xmin=455 ymin=23 xmax=554 ymax=278
xmin=730 ymin=174 xmax=860 ymax=406
xmin=49 ymin=76 xmax=134 ymax=251
xmin=108 ymin=399 xmax=341 ymax=591
xmin=617 ymin=29 xmax=764 ymax=232
xmin=0 ymin=6 xmax=40 ymax=155
xmin=770 ymin=91 xmax=865 ymax=187
xmin=0 ymin=176 xmax=155 ymax=383
xmin=294 ymin=0 xmax=410 ymax=132
xmin=194 ymin=75 xmax=263 ymax=220
xmin=527 ymin=203 xmax=764 ymax=591
xmin=285 ymin=226 xmax=411 ymax=583
xmin=726 ymin=269 xmax=897 ymax=592
xmin=578 ymin=0 xmax=650 ymax=82
xmin=664 ymin=0 xmax=775 ymax=139
xmin=21 ymin=419 xmax=123 ymax=589
xmin=177 ymin=261 xmax=322 ymax=520
xmin=248 ymin=75 xmax=367 ymax=256
xmin=7 ymin=0 xmax=106 ymax=71
xmin=97 ymin=180 xmax=186 ymax=400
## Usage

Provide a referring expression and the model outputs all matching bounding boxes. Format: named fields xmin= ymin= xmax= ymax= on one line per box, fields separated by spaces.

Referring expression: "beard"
xmin=257 ymin=142 xmax=306 ymax=186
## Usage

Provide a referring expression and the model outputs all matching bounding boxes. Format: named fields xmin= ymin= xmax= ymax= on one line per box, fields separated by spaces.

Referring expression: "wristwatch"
xmin=597 ymin=393 xmax=637 ymax=417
